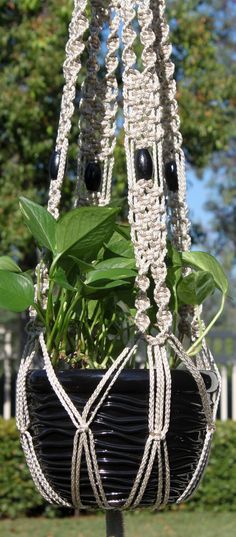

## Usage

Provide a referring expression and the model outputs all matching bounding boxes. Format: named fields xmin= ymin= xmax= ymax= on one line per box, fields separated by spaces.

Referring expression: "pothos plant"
xmin=0 ymin=197 xmax=228 ymax=368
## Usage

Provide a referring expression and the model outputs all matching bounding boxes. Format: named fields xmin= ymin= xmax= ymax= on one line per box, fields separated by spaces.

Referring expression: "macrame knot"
xmin=77 ymin=422 xmax=89 ymax=434
xmin=135 ymin=312 xmax=151 ymax=333
xmin=156 ymin=309 xmax=172 ymax=334
xmin=135 ymin=293 xmax=150 ymax=311
xmin=135 ymin=274 xmax=150 ymax=292
xmin=145 ymin=331 xmax=168 ymax=347
xmin=26 ymin=320 xmax=45 ymax=338
xmin=150 ymin=430 xmax=166 ymax=442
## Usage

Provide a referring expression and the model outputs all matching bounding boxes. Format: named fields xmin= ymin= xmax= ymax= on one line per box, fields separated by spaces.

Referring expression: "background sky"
xmin=187 ymin=168 xmax=211 ymax=228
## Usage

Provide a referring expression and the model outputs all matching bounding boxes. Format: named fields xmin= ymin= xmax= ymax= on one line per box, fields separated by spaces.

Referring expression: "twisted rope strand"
xmin=48 ymin=0 xmax=89 ymax=219
xmin=76 ymin=0 xmax=120 ymax=207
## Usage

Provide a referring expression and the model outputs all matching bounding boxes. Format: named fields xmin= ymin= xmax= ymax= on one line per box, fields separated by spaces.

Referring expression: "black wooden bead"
xmin=84 ymin=162 xmax=102 ymax=191
xmin=49 ymin=150 xmax=61 ymax=180
xmin=135 ymin=148 xmax=153 ymax=180
xmin=165 ymin=160 xmax=179 ymax=192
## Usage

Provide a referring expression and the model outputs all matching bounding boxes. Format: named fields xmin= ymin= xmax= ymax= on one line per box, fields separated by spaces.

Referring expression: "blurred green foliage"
xmin=0 ymin=418 xmax=44 ymax=518
xmin=0 ymin=0 xmax=235 ymax=265
xmin=0 ymin=0 xmax=77 ymax=267
xmin=206 ymin=147 xmax=236 ymax=268
xmin=169 ymin=0 xmax=236 ymax=167
xmin=185 ymin=420 xmax=236 ymax=511
xmin=0 ymin=418 xmax=236 ymax=518
xmin=0 ymin=418 xmax=70 ymax=518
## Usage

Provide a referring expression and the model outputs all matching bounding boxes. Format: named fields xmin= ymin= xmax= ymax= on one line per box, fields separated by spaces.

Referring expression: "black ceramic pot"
xmin=26 ymin=369 xmax=217 ymax=508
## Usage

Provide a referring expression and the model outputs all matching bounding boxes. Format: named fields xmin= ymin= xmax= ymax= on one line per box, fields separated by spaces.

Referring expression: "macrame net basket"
xmin=16 ymin=0 xmax=221 ymax=512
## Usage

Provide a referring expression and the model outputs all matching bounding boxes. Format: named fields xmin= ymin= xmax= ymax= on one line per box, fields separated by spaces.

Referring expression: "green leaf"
xmin=177 ymin=270 xmax=216 ymax=306
xmin=52 ymin=267 xmax=76 ymax=291
xmin=52 ymin=257 xmax=80 ymax=287
xmin=181 ymin=251 xmax=228 ymax=295
xmin=87 ymin=300 xmax=99 ymax=319
xmin=166 ymin=241 xmax=182 ymax=268
xmin=108 ymin=198 xmax=126 ymax=208
xmin=82 ymin=279 xmax=130 ymax=297
xmin=103 ymin=280 xmax=131 ymax=289
xmin=166 ymin=266 xmax=182 ymax=313
xmin=0 ymin=256 xmax=22 ymax=273
xmin=115 ymin=223 xmax=131 ymax=240
xmin=114 ymin=289 xmax=136 ymax=309
xmin=0 ymin=271 xmax=34 ymax=312
xmin=105 ymin=231 xmax=134 ymax=258
xmin=19 ymin=197 xmax=56 ymax=252
xmin=68 ymin=256 xmax=95 ymax=273
xmin=55 ymin=207 xmax=119 ymax=261
xmin=85 ymin=268 xmax=136 ymax=285
xmin=94 ymin=257 xmax=136 ymax=271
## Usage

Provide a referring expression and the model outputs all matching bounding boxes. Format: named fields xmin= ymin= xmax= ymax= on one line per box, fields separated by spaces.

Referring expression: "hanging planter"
xmin=0 ymin=0 xmax=228 ymax=534
xmin=26 ymin=367 xmax=218 ymax=509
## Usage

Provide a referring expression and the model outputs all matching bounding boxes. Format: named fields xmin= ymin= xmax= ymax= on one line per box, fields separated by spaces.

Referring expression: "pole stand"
xmin=106 ymin=510 xmax=125 ymax=537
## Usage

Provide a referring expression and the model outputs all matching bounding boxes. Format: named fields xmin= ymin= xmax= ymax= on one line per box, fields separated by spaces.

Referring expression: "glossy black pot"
xmin=26 ymin=369 xmax=217 ymax=508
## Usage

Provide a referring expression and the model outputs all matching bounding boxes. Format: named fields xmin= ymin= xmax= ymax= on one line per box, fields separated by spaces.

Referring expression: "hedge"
xmin=0 ymin=419 xmax=236 ymax=517
xmin=182 ymin=420 xmax=236 ymax=512
xmin=0 ymin=419 xmax=69 ymax=518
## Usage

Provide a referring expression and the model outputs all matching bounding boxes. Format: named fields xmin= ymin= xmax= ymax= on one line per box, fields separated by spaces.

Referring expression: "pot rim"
xmin=26 ymin=368 xmax=218 ymax=394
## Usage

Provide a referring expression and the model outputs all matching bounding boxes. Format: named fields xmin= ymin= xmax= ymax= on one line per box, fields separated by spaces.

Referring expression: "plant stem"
xmin=33 ymin=303 xmax=45 ymax=324
xmin=54 ymin=290 xmax=81 ymax=351
xmin=187 ymin=294 xmax=226 ymax=356
xmin=47 ymin=288 xmax=67 ymax=354
xmin=49 ymin=254 xmax=61 ymax=277
xmin=90 ymin=304 xmax=101 ymax=332
xmin=46 ymin=279 xmax=54 ymax=328
xmin=36 ymin=264 xmax=41 ymax=303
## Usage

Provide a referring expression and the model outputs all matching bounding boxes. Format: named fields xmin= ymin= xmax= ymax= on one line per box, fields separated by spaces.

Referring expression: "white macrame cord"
xmin=16 ymin=0 xmax=220 ymax=511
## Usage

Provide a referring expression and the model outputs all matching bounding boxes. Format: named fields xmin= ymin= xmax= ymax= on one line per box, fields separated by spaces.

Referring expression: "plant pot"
xmin=26 ymin=368 xmax=217 ymax=508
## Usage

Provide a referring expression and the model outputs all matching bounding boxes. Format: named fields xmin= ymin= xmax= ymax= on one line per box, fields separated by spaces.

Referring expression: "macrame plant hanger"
xmin=16 ymin=2 xmax=221 ymax=536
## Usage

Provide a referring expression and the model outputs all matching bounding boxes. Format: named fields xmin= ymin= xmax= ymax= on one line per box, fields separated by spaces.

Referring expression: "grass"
xmin=0 ymin=512 xmax=236 ymax=537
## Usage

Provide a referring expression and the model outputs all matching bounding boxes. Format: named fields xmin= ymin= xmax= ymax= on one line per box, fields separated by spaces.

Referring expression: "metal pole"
xmin=3 ymin=331 xmax=12 ymax=420
xmin=106 ymin=511 xmax=125 ymax=537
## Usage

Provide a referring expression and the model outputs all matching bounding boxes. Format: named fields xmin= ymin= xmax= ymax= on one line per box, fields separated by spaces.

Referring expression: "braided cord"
xmin=48 ymin=0 xmax=89 ymax=219
xmin=151 ymin=0 xmax=191 ymax=252
xmin=36 ymin=1 xmax=90 ymax=309
xmin=76 ymin=0 xmax=120 ymax=207
xmin=76 ymin=0 xmax=109 ymax=206
xmin=122 ymin=0 xmax=172 ymax=337
xmin=121 ymin=0 xmax=173 ymax=507
xmin=150 ymin=0 xmax=201 ymax=346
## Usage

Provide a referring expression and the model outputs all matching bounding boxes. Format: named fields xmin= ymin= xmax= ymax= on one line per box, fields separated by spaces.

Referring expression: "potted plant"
xmin=0 ymin=196 xmax=228 ymax=509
